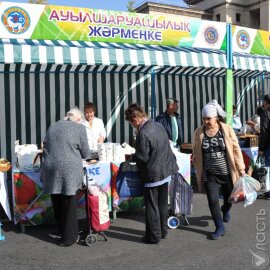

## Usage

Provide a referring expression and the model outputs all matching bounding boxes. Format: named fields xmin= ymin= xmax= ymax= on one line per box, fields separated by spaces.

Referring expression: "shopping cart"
xmin=167 ymin=173 xmax=193 ymax=229
xmin=80 ymin=173 xmax=110 ymax=246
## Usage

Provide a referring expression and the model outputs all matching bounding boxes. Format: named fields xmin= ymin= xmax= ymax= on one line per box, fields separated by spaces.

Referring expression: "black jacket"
xmin=259 ymin=110 xmax=270 ymax=151
xmin=155 ymin=111 xmax=183 ymax=146
xmin=134 ymin=120 xmax=179 ymax=184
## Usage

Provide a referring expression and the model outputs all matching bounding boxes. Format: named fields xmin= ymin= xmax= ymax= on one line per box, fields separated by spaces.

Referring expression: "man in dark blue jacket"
xmin=156 ymin=98 xmax=183 ymax=148
xmin=125 ymin=103 xmax=179 ymax=244
xmin=259 ymin=94 xmax=270 ymax=199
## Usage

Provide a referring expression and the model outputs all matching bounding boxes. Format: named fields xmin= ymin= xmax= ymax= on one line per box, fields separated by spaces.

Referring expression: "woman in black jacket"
xmin=125 ymin=104 xmax=179 ymax=244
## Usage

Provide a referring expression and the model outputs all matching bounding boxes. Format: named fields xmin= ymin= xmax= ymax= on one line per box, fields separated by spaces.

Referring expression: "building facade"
xmin=135 ymin=1 xmax=270 ymax=31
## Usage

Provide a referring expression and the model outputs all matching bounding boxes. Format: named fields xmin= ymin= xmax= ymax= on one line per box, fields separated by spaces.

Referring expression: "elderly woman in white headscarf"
xmin=192 ymin=100 xmax=245 ymax=240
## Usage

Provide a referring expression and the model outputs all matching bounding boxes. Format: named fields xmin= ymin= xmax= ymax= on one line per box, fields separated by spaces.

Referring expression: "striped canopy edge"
xmin=0 ymin=38 xmax=227 ymax=70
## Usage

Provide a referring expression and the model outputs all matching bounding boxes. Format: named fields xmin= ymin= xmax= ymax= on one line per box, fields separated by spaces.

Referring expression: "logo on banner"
xmin=204 ymin=27 xmax=219 ymax=45
xmin=236 ymin=30 xmax=250 ymax=50
xmin=1 ymin=6 xmax=30 ymax=34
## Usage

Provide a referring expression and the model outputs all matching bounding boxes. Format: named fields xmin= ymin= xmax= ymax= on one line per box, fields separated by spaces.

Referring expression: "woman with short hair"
xmin=42 ymin=107 xmax=91 ymax=246
xmin=83 ymin=102 xmax=106 ymax=151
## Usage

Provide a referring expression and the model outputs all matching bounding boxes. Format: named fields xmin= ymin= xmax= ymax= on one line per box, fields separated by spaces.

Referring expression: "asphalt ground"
xmin=0 ymin=193 xmax=269 ymax=270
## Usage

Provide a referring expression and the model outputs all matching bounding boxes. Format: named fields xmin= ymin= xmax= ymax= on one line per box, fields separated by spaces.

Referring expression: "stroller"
xmin=167 ymin=172 xmax=193 ymax=229
xmin=81 ymin=168 xmax=110 ymax=246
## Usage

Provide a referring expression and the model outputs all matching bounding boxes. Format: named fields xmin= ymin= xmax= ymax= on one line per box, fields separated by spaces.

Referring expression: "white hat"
xmin=202 ymin=100 xmax=226 ymax=118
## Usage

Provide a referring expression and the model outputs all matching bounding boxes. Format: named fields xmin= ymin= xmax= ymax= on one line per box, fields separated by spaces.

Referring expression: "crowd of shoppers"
xmin=41 ymin=95 xmax=270 ymax=246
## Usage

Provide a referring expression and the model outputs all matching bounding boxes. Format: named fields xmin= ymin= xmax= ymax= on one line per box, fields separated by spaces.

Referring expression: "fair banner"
xmin=232 ymin=25 xmax=270 ymax=56
xmin=0 ymin=1 xmax=227 ymax=50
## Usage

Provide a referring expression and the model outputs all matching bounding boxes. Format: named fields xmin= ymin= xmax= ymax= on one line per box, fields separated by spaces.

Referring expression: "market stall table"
xmin=12 ymin=162 xmax=112 ymax=232
xmin=12 ymin=166 xmax=55 ymax=232
xmin=0 ymin=171 xmax=12 ymax=241
xmin=0 ymin=171 xmax=11 ymax=221
xmin=111 ymin=152 xmax=191 ymax=219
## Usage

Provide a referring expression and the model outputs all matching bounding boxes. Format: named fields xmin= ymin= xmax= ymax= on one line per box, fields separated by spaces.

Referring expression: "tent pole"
xmin=150 ymin=67 xmax=156 ymax=120
xmin=225 ymin=23 xmax=233 ymax=126
xmin=262 ymin=72 xmax=265 ymax=104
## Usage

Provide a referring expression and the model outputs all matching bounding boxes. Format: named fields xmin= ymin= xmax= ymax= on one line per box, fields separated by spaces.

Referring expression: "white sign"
xmin=0 ymin=172 xmax=12 ymax=220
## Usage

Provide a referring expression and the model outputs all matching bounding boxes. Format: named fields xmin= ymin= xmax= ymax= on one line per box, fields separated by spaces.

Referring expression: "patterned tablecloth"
xmin=12 ymin=166 xmax=54 ymax=226
xmin=12 ymin=162 xmax=112 ymax=226
xmin=111 ymin=153 xmax=191 ymax=212
xmin=241 ymin=147 xmax=259 ymax=171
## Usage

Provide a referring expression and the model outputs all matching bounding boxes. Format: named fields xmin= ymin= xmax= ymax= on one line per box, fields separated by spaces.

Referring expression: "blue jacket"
xmin=259 ymin=110 xmax=270 ymax=151
xmin=155 ymin=111 xmax=183 ymax=146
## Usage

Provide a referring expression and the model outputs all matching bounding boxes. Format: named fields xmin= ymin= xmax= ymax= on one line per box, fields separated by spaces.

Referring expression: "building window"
xmin=236 ymin=13 xmax=241 ymax=23
xmin=216 ymin=14 xmax=220 ymax=21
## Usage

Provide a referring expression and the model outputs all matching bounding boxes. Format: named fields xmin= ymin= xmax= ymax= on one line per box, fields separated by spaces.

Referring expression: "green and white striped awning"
xmin=233 ymin=52 xmax=270 ymax=72
xmin=0 ymin=39 xmax=227 ymax=70
xmin=1 ymin=39 xmax=269 ymax=77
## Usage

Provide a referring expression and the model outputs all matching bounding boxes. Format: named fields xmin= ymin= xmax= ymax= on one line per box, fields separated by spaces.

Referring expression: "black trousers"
xmin=51 ymin=193 xmax=78 ymax=245
xmin=144 ymin=182 xmax=168 ymax=242
xmin=204 ymin=173 xmax=233 ymax=223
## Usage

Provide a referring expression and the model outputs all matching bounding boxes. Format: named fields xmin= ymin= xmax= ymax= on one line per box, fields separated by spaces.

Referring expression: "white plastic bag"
xmin=229 ymin=175 xmax=260 ymax=207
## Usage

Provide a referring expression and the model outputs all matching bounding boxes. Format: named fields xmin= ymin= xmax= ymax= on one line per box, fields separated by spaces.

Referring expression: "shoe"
xmin=59 ymin=235 xmax=80 ymax=246
xmin=141 ymin=236 xmax=160 ymax=244
xmin=48 ymin=232 xmax=62 ymax=240
xmin=59 ymin=242 xmax=72 ymax=247
xmin=221 ymin=206 xmax=230 ymax=223
xmin=258 ymin=193 xmax=270 ymax=200
xmin=257 ymin=194 xmax=265 ymax=199
xmin=211 ymin=219 xmax=225 ymax=240
xmin=162 ymin=234 xmax=168 ymax=239
xmin=264 ymin=192 xmax=270 ymax=200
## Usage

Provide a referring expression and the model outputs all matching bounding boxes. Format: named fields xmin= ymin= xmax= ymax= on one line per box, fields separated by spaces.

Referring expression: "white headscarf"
xmin=202 ymin=100 xmax=227 ymax=118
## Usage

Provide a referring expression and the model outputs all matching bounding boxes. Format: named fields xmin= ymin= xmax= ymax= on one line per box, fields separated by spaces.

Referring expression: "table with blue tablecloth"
xmin=111 ymin=153 xmax=191 ymax=218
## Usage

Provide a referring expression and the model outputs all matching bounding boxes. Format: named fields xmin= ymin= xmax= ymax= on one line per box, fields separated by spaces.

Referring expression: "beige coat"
xmin=192 ymin=122 xmax=245 ymax=192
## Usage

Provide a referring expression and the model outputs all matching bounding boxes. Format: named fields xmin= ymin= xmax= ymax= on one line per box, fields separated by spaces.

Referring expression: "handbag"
xmin=33 ymin=152 xmax=42 ymax=172
xmin=116 ymin=161 xmax=143 ymax=197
